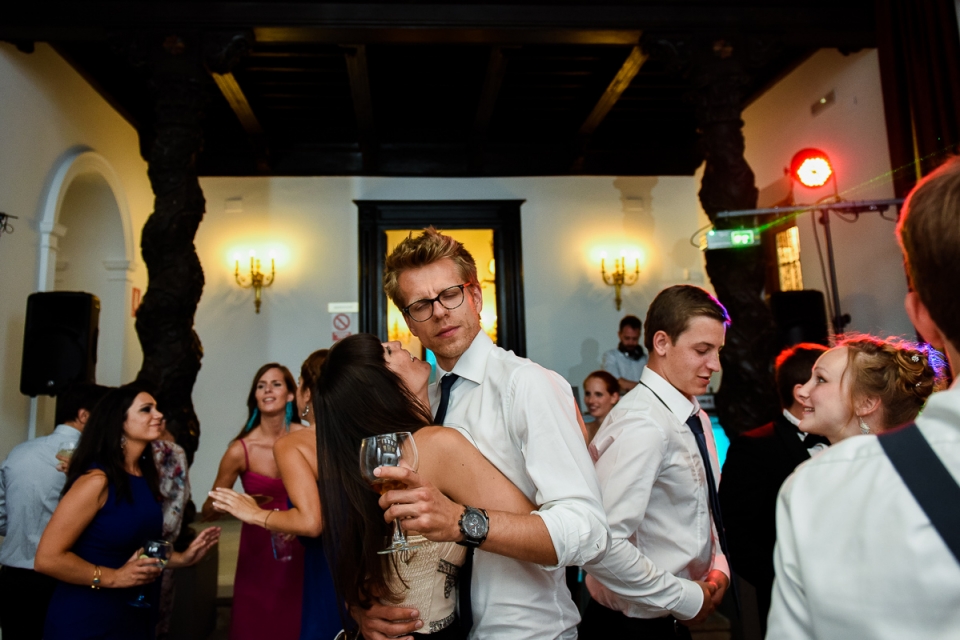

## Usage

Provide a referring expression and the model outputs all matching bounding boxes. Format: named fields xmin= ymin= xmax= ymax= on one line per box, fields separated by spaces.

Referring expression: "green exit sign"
xmin=702 ymin=228 xmax=762 ymax=250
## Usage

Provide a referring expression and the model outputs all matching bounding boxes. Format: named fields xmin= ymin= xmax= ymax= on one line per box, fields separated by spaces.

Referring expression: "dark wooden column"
xmin=130 ymin=32 xmax=250 ymax=463
xmin=647 ymin=35 xmax=780 ymax=437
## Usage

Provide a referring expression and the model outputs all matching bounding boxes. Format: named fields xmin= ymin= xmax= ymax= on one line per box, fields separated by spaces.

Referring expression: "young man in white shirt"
xmin=357 ymin=228 xmax=609 ymax=640
xmin=0 ymin=383 xmax=109 ymax=639
xmin=583 ymin=284 xmax=731 ymax=639
xmin=767 ymin=158 xmax=960 ymax=638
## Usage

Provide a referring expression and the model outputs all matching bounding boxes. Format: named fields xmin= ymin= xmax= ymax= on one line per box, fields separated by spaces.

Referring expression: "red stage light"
xmin=790 ymin=148 xmax=834 ymax=188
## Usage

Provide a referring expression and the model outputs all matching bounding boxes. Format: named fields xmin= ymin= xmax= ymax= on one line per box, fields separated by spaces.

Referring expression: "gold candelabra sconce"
xmin=601 ymin=251 xmax=640 ymax=311
xmin=235 ymin=251 xmax=275 ymax=313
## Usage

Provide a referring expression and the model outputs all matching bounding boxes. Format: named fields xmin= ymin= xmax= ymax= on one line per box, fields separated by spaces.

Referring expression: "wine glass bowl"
xmin=129 ymin=539 xmax=173 ymax=608
xmin=359 ymin=432 xmax=420 ymax=555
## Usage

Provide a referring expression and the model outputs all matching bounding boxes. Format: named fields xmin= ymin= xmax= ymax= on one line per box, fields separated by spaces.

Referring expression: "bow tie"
xmin=801 ymin=432 xmax=830 ymax=448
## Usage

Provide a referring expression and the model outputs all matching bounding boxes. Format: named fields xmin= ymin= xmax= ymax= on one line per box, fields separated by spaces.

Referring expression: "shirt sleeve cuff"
xmin=533 ymin=508 xmax=607 ymax=570
xmin=671 ymin=578 xmax=706 ymax=621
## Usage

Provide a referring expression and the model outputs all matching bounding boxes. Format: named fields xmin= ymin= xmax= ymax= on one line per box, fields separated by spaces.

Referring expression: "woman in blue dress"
xmin=36 ymin=384 xmax=220 ymax=640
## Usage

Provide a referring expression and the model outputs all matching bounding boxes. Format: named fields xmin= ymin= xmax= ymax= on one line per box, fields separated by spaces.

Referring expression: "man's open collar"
xmin=640 ymin=367 xmax=700 ymax=422
xmin=435 ymin=329 xmax=491 ymax=385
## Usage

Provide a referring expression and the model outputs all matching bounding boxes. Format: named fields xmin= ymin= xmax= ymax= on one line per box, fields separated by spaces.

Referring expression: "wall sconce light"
xmin=601 ymin=251 xmax=640 ymax=311
xmin=235 ymin=250 xmax=275 ymax=313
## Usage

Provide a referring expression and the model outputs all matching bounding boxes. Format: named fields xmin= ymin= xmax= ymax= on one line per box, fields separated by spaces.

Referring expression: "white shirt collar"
xmin=639 ymin=367 xmax=700 ymax=422
xmin=434 ymin=328 xmax=491 ymax=386
xmin=782 ymin=409 xmax=802 ymax=428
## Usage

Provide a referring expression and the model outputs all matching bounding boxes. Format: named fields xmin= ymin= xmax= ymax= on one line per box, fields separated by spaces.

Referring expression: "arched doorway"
xmin=29 ymin=148 xmax=136 ymax=437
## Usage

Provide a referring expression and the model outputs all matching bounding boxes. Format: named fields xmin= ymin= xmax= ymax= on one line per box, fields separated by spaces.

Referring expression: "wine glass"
xmin=129 ymin=539 xmax=173 ymax=608
xmin=359 ymin=432 xmax=420 ymax=555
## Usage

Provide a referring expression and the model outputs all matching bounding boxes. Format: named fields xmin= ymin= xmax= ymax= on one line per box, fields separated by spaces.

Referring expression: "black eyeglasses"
xmin=402 ymin=284 xmax=468 ymax=322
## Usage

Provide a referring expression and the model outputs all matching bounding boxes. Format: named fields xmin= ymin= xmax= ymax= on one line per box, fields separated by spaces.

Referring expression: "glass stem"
xmin=393 ymin=520 xmax=406 ymax=546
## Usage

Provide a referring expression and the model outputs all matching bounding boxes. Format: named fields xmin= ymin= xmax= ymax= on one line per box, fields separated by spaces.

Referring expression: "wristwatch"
xmin=457 ymin=505 xmax=489 ymax=548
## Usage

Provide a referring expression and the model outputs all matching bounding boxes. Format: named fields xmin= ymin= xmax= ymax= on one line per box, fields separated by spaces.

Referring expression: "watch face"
xmin=463 ymin=511 xmax=487 ymax=537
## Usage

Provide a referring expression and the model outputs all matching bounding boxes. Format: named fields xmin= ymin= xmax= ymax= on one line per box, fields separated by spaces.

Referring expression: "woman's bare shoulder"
xmin=414 ymin=426 xmax=469 ymax=454
xmin=276 ymin=428 xmax=316 ymax=454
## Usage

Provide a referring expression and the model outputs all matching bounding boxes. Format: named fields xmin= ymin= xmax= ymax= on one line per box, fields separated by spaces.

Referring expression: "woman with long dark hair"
xmin=35 ymin=384 xmax=219 ymax=640
xmin=208 ymin=350 xmax=343 ymax=640
xmin=313 ymin=334 xmax=537 ymax=638
xmin=201 ymin=362 xmax=305 ymax=640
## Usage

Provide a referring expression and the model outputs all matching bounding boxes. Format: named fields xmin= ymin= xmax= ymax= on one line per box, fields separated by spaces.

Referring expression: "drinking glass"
xmin=129 ymin=539 xmax=172 ymax=608
xmin=359 ymin=432 xmax=420 ymax=555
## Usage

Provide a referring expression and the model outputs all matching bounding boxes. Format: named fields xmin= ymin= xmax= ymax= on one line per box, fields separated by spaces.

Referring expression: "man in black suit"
xmin=718 ymin=343 xmax=828 ymax=633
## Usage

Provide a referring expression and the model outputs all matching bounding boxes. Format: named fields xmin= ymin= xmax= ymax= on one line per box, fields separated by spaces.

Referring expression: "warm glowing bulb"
xmin=796 ymin=157 xmax=833 ymax=187
xmin=249 ymin=250 xmax=256 ymax=257
xmin=232 ymin=253 xmax=240 ymax=262
xmin=600 ymin=251 xmax=608 ymax=259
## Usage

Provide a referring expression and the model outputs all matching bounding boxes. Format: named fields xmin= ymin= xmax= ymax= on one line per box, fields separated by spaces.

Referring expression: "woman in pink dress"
xmin=201 ymin=363 xmax=305 ymax=640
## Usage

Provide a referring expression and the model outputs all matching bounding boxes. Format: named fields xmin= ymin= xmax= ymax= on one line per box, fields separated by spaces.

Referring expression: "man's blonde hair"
xmin=383 ymin=227 xmax=479 ymax=309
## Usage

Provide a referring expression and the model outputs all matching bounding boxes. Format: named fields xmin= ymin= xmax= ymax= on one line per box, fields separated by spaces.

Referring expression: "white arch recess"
xmin=36 ymin=146 xmax=136 ymax=291
xmin=28 ymin=147 xmax=138 ymax=438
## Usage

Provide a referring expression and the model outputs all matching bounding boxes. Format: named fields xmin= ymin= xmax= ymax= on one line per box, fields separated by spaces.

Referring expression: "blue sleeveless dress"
xmin=44 ymin=472 xmax=163 ymax=639
xmin=298 ymin=533 xmax=343 ymax=640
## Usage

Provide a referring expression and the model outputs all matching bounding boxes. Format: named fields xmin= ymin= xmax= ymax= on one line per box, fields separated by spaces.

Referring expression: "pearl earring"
xmin=858 ymin=416 xmax=870 ymax=435
xmin=301 ymin=405 xmax=310 ymax=418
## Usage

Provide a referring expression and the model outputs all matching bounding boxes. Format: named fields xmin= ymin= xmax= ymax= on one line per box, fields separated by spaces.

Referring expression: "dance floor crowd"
xmin=1 ymin=157 xmax=959 ymax=640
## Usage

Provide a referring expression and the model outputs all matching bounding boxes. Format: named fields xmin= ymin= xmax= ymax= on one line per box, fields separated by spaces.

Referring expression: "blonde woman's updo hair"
xmin=838 ymin=335 xmax=943 ymax=429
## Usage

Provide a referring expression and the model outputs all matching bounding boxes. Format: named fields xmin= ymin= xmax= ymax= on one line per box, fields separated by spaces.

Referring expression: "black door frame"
xmin=357 ymin=199 xmax=527 ymax=357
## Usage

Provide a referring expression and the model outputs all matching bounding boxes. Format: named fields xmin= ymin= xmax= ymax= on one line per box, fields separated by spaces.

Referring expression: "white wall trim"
xmin=36 ymin=146 xmax=136 ymax=292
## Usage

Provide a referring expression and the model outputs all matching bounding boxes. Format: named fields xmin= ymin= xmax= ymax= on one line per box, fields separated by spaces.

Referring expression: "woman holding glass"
xmin=208 ymin=350 xmax=343 ymax=640
xmin=201 ymin=362 xmax=306 ymax=640
xmin=35 ymin=384 xmax=220 ymax=640
xmin=312 ymin=334 xmax=537 ymax=639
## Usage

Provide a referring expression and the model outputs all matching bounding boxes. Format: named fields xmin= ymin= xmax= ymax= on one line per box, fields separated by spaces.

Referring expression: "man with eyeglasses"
xmin=356 ymin=227 xmax=609 ymax=640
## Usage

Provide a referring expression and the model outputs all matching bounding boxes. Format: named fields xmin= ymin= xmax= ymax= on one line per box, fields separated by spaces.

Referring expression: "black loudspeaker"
xmin=20 ymin=292 xmax=100 ymax=397
xmin=769 ymin=290 xmax=829 ymax=350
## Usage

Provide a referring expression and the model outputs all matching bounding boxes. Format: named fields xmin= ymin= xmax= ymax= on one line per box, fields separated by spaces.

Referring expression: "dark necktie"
xmin=434 ymin=373 xmax=460 ymax=425
xmin=685 ymin=413 xmax=729 ymax=558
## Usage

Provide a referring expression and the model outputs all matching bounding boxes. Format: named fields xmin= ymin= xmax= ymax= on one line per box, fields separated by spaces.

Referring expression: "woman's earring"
xmin=300 ymin=404 xmax=310 ymax=419
xmin=858 ymin=416 xmax=870 ymax=435
xmin=285 ymin=401 xmax=294 ymax=428
xmin=120 ymin=435 xmax=127 ymax=451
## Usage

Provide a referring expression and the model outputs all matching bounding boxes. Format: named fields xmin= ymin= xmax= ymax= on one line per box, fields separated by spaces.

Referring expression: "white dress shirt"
xmin=0 ymin=424 xmax=80 ymax=569
xmin=601 ymin=348 xmax=647 ymax=383
xmin=767 ymin=383 xmax=960 ymax=640
xmin=431 ymin=330 xmax=609 ymax=640
xmin=584 ymin=367 xmax=729 ymax=621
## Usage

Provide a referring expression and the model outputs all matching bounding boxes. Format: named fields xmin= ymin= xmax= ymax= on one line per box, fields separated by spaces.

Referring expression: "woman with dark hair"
xmin=313 ymin=334 xmax=537 ymax=638
xmin=35 ymin=384 xmax=219 ymax=640
xmin=202 ymin=363 xmax=305 ymax=640
xmin=582 ymin=371 xmax=620 ymax=443
xmin=209 ymin=350 xmax=342 ymax=640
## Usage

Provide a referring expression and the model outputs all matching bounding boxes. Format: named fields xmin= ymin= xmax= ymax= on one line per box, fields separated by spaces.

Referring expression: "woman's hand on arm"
xmin=206 ymin=488 xmax=265 ymax=525
xmin=200 ymin=440 xmax=245 ymax=522
xmin=36 ymin=471 xmax=161 ymax=587
xmin=167 ymin=526 xmax=221 ymax=569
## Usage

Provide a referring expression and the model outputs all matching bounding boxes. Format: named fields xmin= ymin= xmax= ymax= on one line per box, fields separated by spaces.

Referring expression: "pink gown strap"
xmin=239 ymin=437 xmax=250 ymax=473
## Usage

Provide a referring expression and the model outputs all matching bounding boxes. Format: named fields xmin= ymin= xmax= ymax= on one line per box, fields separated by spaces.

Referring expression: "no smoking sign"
xmin=328 ymin=302 xmax=358 ymax=342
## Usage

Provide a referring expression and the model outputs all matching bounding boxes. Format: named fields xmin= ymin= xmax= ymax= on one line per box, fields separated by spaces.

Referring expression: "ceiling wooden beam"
xmin=256 ymin=27 xmax=642 ymax=46
xmin=342 ymin=44 xmax=377 ymax=172
xmin=210 ymin=71 xmax=270 ymax=172
xmin=571 ymin=45 xmax=648 ymax=171
xmin=470 ymin=46 xmax=510 ymax=172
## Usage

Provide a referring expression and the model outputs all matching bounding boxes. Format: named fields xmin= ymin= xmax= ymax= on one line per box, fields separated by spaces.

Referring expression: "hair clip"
xmin=911 ymin=354 xmax=920 ymax=362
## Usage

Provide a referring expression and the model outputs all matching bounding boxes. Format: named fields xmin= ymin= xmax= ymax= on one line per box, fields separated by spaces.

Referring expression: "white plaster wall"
xmin=742 ymin=48 xmax=911 ymax=339
xmin=0 ymin=43 xmax=152 ymax=453
xmin=191 ymin=174 xmax=710 ymax=494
